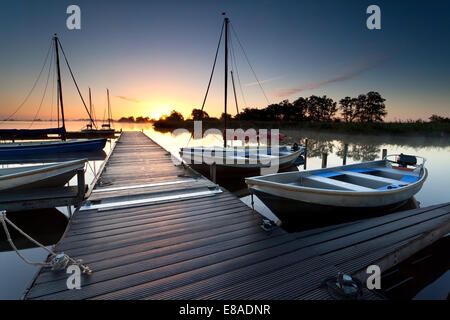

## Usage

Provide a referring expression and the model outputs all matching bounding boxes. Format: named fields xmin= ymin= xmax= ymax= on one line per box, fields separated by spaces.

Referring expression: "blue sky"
xmin=0 ymin=0 xmax=449 ymax=120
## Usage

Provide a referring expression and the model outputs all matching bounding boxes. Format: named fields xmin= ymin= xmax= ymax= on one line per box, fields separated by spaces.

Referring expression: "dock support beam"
xmin=303 ymin=139 xmax=308 ymax=170
xmin=210 ymin=162 xmax=217 ymax=184
xmin=321 ymin=152 xmax=328 ymax=168
xmin=343 ymin=143 xmax=348 ymax=165
xmin=77 ymin=169 xmax=85 ymax=201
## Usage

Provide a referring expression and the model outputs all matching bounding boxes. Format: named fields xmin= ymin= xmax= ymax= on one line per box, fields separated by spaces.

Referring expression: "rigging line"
xmin=28 ymin=40 xmax=55 ymax=129
xmin=1 ymin=39 xmax=53 ymax=122
xmin=230 ymin=23 xmax=271 ymax=105
xmin=230 ymin=40 xmax=247 ymax=110
xmin=57 ymin=38 xmax=97 ymax=129
xmin=186 ymin=20 xmax=225 ymax=148
xmin=50 ymin=43 xmax=56 ymax=123
xmin=229 ymin=32 xmax=247 ymax=110
xmin=200 ymin=21 xmax=225 ymax=112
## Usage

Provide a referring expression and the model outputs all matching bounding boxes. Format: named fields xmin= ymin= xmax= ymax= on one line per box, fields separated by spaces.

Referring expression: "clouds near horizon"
xmin=273 ymin=55 xmax=389 ymax=98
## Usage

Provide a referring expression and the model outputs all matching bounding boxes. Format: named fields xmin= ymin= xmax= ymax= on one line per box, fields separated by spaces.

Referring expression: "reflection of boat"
xmin=0 ymin=159 xmax=86 ymax=191
xmin=0 ymin=208 xmax=68 ymax=251
xmin=0 ymin=138 xmax=106 ymax=156
xmin=180 ymin=16 xmax=304 ymax=177
xmin=246 ymin=154 xmax=427 ymax=221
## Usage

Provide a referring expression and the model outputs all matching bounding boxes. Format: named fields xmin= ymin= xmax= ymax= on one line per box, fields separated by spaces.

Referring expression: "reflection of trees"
xmin=306 ymin=141 xmax=380 ymax=162
xmin=347 ymin=144 xmax=380 ymax=161
xmin=305 ymin=139 xmax=334 ymax=157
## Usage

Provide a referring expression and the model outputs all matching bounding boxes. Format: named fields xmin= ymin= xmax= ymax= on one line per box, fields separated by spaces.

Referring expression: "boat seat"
xmin=340 ymin=170 xmax=409 ymax=186
xmin=307 ymin=175 xmax=373 ymax=192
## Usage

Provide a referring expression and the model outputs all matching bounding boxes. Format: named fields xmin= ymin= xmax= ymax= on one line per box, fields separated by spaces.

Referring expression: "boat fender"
xmin=322 ymin=272 xmax=363 ymax=300
xmin=261 ymin=219 xmax=276 ymax=232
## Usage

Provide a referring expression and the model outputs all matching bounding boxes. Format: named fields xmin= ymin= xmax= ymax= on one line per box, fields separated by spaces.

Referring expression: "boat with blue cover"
xmin=245 ymin=154 xmax=427 ymax=220
xmin=0 ymin=138 xmax=106 ymax=156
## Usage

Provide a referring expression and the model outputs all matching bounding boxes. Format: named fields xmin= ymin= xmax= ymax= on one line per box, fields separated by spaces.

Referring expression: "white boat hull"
xmin=246 ymin=158 xmax=427 ymax=219
xmin=0 ymin=159 xmax=86 ymax=191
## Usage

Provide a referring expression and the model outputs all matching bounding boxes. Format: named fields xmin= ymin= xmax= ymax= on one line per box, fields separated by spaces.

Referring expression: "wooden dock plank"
xmin=23 ymin=132 xmax=450 ymax=300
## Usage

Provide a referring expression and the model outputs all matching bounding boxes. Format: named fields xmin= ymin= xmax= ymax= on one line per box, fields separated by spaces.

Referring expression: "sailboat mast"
xmin=223 ymin=17 xmax=229 ymax=148
xmin=54 ymin=34 xmax=66 ymax=141
xmin=107 ymin=89 xmax=111 ymax=127
xmin=89 ymin=87 xmax=94 ymax=128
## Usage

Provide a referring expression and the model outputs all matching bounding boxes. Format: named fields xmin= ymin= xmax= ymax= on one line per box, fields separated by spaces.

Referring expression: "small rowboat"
xmin=245 ymin=154 xmax=427 ymax=221
xmin=180 ymin=144 xmax=305 ymax=177
xmin=0 ymin=159 xmax=86 ymax=191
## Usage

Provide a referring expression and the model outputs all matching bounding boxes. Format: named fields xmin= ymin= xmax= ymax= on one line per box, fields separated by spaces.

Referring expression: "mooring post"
xmin=303 ymin=138 xmax=308 ymax=170
xmin=77 ymin=168 xmax=85 ymax=200
xmin=210 ymin=162 xmax=217 ymax=183
xmin=382 ymin=149 xmax=387 ymax=159
xmin=321 ymin=152 xmax=328 ymax=168
xmin=343 ymin=143 xmax=348 ymax=165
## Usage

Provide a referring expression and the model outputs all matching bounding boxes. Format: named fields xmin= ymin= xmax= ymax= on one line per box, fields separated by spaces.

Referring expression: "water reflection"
xmin=0 ymin=208 xmax=67 ymax=252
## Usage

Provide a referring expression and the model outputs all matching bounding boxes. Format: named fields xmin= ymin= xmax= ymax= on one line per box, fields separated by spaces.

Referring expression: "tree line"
xmin=188 ymin=91 xmax=388 ymax=123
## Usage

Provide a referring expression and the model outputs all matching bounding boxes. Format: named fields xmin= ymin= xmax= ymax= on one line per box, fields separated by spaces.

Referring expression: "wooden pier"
xmin=23 ymin=131 xmax=450 ymax=300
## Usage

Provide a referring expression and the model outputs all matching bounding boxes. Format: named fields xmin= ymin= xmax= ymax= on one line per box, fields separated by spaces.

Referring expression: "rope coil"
xmin=0 ymin=210 xmax=92 ymax=274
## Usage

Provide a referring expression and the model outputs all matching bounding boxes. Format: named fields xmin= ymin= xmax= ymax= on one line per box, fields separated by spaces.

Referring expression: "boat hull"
xmin=0 ymin=159 xmax=86 ymax=191
xmin=251 ymin=189 xmax=412 ymax=224
xmin=180 ymin=146 xmax=304 ymax=178
xmin=0 ymin=138 xmax=107 ymax=156
xmin=246 ymin=158 xmax=427 ymax=223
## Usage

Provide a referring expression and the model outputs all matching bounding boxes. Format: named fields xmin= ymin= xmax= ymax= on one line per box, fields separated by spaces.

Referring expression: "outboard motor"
xmin=396 ymin=153 xmax=417 ymax=168
xmin=291 ymin=142 xmax=300 ymax=151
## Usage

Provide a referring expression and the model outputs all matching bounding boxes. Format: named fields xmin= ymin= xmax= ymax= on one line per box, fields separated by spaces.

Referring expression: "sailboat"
xmin=71 ymin=88 xmax=116 ymax=138
xmin=180 ymin=16 xmax=304 ymax=177
xmin=0 ymin=34 xmax=107 ymax=154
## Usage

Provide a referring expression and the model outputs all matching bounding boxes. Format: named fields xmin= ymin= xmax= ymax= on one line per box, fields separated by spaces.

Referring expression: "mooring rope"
xmin=0 ymin=210 xmax=92 ymax=274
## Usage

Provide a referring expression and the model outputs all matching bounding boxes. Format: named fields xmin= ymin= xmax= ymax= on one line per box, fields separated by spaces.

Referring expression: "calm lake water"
xmin=0 ymin=120 xmax=448 ymax=299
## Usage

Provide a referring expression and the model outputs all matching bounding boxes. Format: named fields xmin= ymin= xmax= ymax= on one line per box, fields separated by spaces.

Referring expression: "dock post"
xmin=210 ymin=162 xmax=217 ymax=184
xmin=303 ymin=139 xmax=308 ymax=170
xmin=382 ymin=149 xmax=387 ymax=159
xmin=343 ymin=143 xmax=348 ymax=165
xmin=321 ymin=152 xmax=328 ymax=168
xmin=77 ymin=169 xmax=85 ymax=201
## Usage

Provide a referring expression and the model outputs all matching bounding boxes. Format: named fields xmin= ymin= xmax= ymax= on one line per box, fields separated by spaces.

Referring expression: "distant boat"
xmin=246 ymin=154 xmax=427 ymax=220
xmin=0 ymin=34 xmax=107 ymax=152
xmin=0 ymin=139 xmax=106 ymax=156
xmin=0 ymin=159 xmax=86 ymax=191
xmin=75 ymin=88 xmax=116 ymax=139
xmin=180 ymin=16 xmax=304 ymax=176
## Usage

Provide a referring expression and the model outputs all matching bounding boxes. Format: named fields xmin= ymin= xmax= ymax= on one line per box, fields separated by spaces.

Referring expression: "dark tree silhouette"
xmin=220 ymin=112 xmax=233 ymax=121
xmin=191 ymin=108 xmax=210 ymax=120
xmin=364 ymin=91 xmax=387 ymax=122
xmin=166 ymin=110 xmax=184 ymax=121
xmin=339 ymin=96 xmax=358 ymax=123
xmin=429 ymin=114 xmax=450 ymax=123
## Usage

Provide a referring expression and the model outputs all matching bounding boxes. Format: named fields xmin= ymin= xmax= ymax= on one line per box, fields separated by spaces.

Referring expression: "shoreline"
xmin=152 ymin=119 xmax=450 ymax=137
